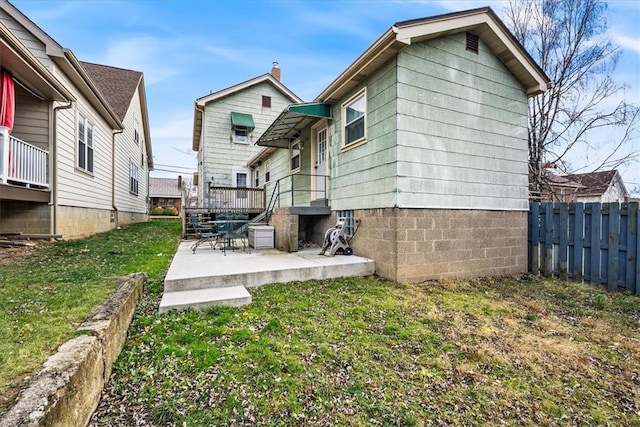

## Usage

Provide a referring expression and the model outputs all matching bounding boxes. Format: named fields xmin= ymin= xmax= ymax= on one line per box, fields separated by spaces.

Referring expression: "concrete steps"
xmin=159 ymin=285 xmax=251 ymax=313
xmin=158 ymin=243 xmax=376 ymax=313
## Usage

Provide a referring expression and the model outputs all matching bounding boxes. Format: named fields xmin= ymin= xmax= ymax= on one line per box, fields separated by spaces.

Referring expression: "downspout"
xmin=111 ymin=129 xmax=124 ymax=228
xmin=195 ymin=104 xmax=205 ymax=207
xmin=51 ymin=100 xmax=74 ymax=236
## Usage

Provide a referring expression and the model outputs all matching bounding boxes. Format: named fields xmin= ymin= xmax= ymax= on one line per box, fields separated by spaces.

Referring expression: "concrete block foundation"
xmin=351 ymin=207 xmax=527 ymax=282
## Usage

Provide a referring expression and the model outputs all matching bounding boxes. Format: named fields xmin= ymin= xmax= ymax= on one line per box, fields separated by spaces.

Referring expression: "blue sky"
xmin=11 ymin=0 xmax=640 ymax=193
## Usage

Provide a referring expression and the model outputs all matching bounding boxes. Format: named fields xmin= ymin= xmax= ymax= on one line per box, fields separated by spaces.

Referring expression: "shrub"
xmin=151 ymin=207 xmax=165 ymax=215
xmin=164 ymin=207 xmax=179 ymax=216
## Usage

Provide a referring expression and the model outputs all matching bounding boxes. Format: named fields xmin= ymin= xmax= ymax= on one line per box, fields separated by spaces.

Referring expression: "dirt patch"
xmin=0 ymin=241 xmax=50 ymax=265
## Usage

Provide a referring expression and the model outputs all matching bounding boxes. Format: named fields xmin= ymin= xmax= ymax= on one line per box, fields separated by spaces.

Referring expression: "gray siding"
xmin=12 ymin=84 xmax=49 ymax=148
xmin=0 ymin=9 xmax=52 ymax=68
xmin=54 ymin=69 xmax=114 ymax=210
xmin=395 ymin=33 xmax=529 ymax=211
xmin=330 ymin=57 xmax=398 ymax=211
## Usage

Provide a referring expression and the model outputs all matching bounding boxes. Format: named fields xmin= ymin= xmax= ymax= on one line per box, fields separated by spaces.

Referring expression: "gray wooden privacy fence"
xmin=528 ymin=202 xmax=639 ymax=294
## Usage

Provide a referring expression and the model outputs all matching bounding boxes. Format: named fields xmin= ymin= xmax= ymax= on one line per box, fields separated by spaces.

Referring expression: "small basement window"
xmin=466 ymin=32 xmax=479 ymax=54
xmin=337 ymin=210 xmax=355 ymax=238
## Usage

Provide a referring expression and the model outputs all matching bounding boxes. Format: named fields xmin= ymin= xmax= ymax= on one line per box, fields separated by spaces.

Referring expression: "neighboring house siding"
xmin=11 ymin=84 xmax=49 ymax=149
xmin=330 ymin=58 xmax=398 ymax=211
xmin=0 ymin=9 xmax=52 ymax=68
xmin=200 ymin=81 xmax=294 ymax=204
xmin=601 ymin=181 xmax=627 ymax=203
xmin=395 ymin=34 xmax=529 ymax=211
xmin=53 ymin=70 xmax=114 ymax=211
xmin=114 ymin=86 xmax=148 ymax=214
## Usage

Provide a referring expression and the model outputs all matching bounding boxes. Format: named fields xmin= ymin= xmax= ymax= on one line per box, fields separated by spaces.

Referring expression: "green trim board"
xmin=256 ymin=102 xmax=331 ymax=148
xmin=231 ymin=112 xmax=255 ymax=129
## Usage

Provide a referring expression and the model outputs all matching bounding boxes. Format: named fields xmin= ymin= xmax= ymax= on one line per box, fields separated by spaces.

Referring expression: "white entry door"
xmin=315 ymin=127 xmax=327 ymax=200
xmin=233 ymin=171 xmax=248 ymax=209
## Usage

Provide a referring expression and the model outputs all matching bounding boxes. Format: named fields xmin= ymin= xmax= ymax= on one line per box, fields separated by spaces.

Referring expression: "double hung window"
xmin=130 ymin=162 xmax=140 ymax=195
xmin=290 ymin=140 xmax=301 ymax=172
xmin=265 ymin=159 xmax=271 ymax=183
xmin=343 ymin=89 xmax=366 ymax=147
xmin=78 ymin=113 xmax=94 ymax=173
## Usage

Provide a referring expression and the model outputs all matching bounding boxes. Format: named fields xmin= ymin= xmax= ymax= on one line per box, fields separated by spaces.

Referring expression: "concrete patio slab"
xmin=159 ymin=241 xmax=375 ymax=312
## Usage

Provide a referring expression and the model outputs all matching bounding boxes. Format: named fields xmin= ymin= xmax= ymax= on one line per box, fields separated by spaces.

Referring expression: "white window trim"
xmin=264 ymin=159 xmax=271 ymax=183
xmin=341 ymin=87 xmax=367 ymax=151
xmin=232 ymin=126 xmax=251 ymax=144
xmin=290 ymin=139 xmax=301 ymax=173
xmin=134 ymin=118 xmax=140 ymax=144
xmin=77 ymin=111 xmax=95 ymax=174
xmin=129 ymin=161 xmax=140 ymax=195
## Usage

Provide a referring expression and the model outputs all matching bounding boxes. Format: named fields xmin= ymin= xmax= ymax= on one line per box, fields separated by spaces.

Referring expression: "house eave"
xmin=192 ymin=105 xmax=203 ymax=151
xmin=195 ymin=74 xmax=303 ymax=106
xmin=137 ymin=75 xmax=153 ymax=169
xmin=315 ymin=7 xmax=550 ymax=103
xmin=247 ymin=147 xmax=277 ymax=168
xmin=0 ymin=22 xmax=74 ymax=102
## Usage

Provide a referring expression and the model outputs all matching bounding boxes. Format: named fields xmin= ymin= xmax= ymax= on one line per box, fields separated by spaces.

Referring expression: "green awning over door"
xmin=230 ymin=112 xmax=255 ymax=129
xmin=256 ymin=102 xmax=331 ymax=148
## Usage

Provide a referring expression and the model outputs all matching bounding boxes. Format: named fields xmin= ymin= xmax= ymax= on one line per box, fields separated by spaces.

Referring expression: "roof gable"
xmin=149 ymin=177 xmax=181 ymax=198
xmin=562 ymin=170 xmax=627 ymax=197
xmin=80 ymin=61 xmax=142 ymax=122
xmin=192 ymin=73 xmax=303 ymax=151
xmin=316 ymin=7 xmax=550 ymax=104
xmin=0 ymin=0 xmax=64 ymax=57
xmin=195 ymin=73 xmax=301 ymax=106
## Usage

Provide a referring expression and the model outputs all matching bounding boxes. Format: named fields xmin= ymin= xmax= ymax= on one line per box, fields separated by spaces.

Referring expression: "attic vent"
xmin=466 ymin=32 xmax=479 ymax=54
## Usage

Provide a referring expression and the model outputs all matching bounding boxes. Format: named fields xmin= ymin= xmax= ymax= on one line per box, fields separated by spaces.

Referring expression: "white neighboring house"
xmin=192 ymin=63 xmax=301 ymax=211
xmin=561 ymin=170 xmax=630 ymax=203
xmin=0 ymin=0 xmax=152 ymax=238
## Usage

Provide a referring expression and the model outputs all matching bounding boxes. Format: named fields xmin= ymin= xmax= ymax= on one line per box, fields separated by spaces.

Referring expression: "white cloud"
xmin=613 ymin=34 xmax=640 ymax=55
xmin=150 ymin=115 xmax=193 ymax=141
xmin=88 ymin=35 xmax=183 ymax=86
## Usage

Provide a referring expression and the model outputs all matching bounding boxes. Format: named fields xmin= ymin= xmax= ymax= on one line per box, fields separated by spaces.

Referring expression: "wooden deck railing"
xmin=0 ymin=128 xmax=49 ymax=188
xmin=204 ymin=186 xmax=265 ymax=213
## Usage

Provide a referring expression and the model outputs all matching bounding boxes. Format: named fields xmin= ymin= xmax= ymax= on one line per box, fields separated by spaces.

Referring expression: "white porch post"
xmin=0 ymin=126 xmax=9 ymax=184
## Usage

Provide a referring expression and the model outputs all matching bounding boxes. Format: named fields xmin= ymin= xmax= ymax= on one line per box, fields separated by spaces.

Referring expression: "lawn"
xmin=0 ymin=221 xmax=182 ymax=414
xmin=91 ymin=274 xmax=639 ymax=426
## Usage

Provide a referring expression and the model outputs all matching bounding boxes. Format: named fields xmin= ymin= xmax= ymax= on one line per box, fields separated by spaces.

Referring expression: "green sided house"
xmin=192 ymin=63 xmax=301 ymax=213
xmin=249 ymin=7 xmax=550 ymax=282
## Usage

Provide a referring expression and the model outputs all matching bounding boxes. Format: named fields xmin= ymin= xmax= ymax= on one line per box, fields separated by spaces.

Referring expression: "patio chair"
xmin=189 ymin=215 xmax=221 ymax=253
xmin=217 ymin=216 xmax=250 ymax=255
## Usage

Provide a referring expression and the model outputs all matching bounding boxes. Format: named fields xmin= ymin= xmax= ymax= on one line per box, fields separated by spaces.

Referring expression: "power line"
xmin=152 ymin=167 xmax=196 ymax=174
xmin=153 ymin=163 xmax=196 ymax=169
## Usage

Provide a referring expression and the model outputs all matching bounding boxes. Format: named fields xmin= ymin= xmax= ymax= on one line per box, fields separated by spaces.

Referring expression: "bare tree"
xmin=504 ymin=0 xmax=639 ymax=199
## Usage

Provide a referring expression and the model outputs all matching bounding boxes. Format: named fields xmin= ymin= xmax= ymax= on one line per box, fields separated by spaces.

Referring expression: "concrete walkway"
xmin=159 ymin=241 xmax=375 ymax=312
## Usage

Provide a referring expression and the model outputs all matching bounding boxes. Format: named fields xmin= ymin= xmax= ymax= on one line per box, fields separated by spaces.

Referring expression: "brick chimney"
xmin=178 ymin=175 xmax=182 ymax=189
xmin=271 ymin=61 xmax=281 ymax=81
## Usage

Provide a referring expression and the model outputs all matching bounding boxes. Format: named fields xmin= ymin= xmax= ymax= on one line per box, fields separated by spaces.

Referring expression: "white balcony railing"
xmin=0 ymin=126 xmax=49 ymax=189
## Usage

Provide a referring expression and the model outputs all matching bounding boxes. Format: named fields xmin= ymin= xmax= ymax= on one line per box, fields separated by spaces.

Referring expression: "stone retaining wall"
xmin=0 ymin=273 xmax=146 ymax=427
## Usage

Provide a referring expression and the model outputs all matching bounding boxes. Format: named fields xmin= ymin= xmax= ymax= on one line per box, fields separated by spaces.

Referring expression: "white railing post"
xmin=0 ymin=126 xmax=9 ymax=184
xmin=0 ymin=131 xmax=49 ymax=188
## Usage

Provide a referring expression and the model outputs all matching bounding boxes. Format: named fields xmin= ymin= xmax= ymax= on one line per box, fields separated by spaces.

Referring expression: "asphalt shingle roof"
xmin=80 ymin=61 xmax=142 ymax=121
xmin=149 ymin=178 xmax=181 ymax=198
xmin=561 ymin=170 xmax=618 ymax=196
